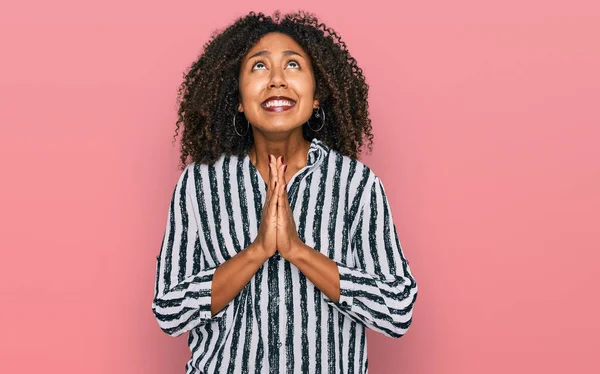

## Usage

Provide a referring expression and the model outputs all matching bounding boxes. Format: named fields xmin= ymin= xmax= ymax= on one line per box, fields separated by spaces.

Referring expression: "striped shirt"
xmin=152 ymin=137 xmax=418 ymax=374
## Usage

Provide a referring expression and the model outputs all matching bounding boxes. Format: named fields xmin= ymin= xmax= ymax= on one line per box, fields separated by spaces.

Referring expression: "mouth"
xmin=261 ymin=96 xmax=296 ymax=112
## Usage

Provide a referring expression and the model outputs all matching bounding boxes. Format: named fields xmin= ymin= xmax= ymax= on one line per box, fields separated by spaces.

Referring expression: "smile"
xmin=261 ymin=96 xmax=296 ymax=112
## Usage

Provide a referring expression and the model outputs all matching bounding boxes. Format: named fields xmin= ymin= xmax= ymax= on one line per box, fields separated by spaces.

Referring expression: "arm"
xmin=290 ymin=176 xmax=418 ymax=338
xmin=210 ymin=243 xmax=265 ymax=316
xmin=151 ymin=165 xmax=265 ymax=337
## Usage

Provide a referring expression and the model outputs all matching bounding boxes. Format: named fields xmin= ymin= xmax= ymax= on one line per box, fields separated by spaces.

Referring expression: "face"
xmin=238 ymin=32 xmax=319 ymax=133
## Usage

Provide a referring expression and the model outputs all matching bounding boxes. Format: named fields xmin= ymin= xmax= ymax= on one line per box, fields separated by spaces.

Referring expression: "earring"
xmin=307 ymin=107 xmax=325 ymax=132
xmin=233 ymin=112 xmax=250 ymax=136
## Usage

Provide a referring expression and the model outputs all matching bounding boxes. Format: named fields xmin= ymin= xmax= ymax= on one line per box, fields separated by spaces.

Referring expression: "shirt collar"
xmin=307 ymin=137 xmax=329 ymax=167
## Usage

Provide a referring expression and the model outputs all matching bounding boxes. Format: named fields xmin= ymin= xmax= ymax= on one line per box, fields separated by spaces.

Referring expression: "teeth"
xmin=264 ymin=99 xmax=294 ymax=107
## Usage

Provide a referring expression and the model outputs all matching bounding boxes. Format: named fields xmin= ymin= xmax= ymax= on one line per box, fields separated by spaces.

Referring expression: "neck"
xmin=248 ymin=129 xmax=311 ymax=170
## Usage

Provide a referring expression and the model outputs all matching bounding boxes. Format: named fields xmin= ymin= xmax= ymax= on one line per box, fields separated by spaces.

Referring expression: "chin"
xmin=259 ymin=119 xmax=302 ymax=131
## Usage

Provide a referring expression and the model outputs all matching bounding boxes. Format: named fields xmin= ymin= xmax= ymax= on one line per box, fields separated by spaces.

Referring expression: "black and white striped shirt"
xmin=152 ymin=137 xmax=418 ymax=373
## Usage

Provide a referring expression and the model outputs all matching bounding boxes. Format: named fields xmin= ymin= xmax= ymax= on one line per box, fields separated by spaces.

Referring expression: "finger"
xmin=282 ymin=163 xmax=288 ymax=185
xmin=276 ymin=156 xmax=282 ymax=181
xmin=283 ymin=164 xmax=289 ymax=200
xmin=283 ymin=183 xmax=293 ymax=224
xmin=269 ymin=181 xmax=278 ymax=216
xmin=268 ymin=154 xmax=277 ymax=200
xmin=277 ymin=163 xmax=284 ymax=191
xmin=276 ymin=164 xmax=284 ymax=214
xmin=273 ymin=155 xmax=280 ymax=192
xmin=278 ymin=170 xmax=286 ymax=200
xmin=277 ymin=180 xmax=285 ymax=220
xmin=280 ymin=163 xmax=288 ymax=203
xmin=271 ymin=156 xmax=281 ymax=201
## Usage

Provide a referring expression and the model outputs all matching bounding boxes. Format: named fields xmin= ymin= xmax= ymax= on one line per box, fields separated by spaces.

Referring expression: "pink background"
xmin=1 ymin=1 xmax=599 ymax=373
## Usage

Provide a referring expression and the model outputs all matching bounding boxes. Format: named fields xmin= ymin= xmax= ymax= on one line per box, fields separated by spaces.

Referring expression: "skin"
xmin=209 ymin=32 xmax=341 ymax=316
xmin=238 ymin=31 xmax=319 ymax=184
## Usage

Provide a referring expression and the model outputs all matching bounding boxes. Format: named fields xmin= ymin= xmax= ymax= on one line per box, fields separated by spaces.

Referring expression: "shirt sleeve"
xmin=151 ymin=165 xmax=230 ymax=337
xmin=323 ymin=175 xmax=418 ymax=338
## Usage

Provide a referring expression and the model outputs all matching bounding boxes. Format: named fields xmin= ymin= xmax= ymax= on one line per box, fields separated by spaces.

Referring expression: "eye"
xmin=287 ymin=60 xmax=300 ymax=69
xmin=251 ymin=60 xmax=267 ymax=70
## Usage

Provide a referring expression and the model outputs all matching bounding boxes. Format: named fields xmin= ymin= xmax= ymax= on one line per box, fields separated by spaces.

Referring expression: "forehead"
xmin=243 ymin=32 xmax=308 ymax=59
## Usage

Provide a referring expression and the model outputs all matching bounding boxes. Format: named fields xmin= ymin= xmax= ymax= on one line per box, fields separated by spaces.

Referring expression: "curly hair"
xmin=173 ymin=10 xmax=374 ymax=170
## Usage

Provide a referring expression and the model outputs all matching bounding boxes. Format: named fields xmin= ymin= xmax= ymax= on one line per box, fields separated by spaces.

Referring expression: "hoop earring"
xmin=233 ymin=112 xmax=250 ymax=136
xmin=307 ymin=107 xmax=325 ymax=132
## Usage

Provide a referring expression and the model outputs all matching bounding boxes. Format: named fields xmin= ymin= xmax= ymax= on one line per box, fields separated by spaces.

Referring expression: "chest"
xmin=193 ymin=173 xmax=355 ymax=268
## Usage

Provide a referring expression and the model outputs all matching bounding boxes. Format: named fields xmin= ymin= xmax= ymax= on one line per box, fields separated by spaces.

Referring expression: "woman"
xmin=152 ymin=10 xmax=418 ymax=374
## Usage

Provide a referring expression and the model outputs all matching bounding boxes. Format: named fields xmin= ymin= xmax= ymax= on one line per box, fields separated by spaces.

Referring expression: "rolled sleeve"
xmin=322 ymin=175 xmax=418 ymax=338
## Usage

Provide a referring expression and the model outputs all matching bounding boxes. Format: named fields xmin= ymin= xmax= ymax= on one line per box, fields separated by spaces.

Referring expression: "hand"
xmin=252 ymin=154 xmax=279 ymax=262
xmin=274 ymin=156 xmax=304 ymax=260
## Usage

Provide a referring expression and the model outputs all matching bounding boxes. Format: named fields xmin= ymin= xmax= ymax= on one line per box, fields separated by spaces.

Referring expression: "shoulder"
xmin=324 ymin=148 xmax=382 ymax=207
xmin=182 ymin=153 xmax=236 ymax=177
xmin=326 ymin=148 xmax=380 ymax=187
xmin=179 ymin=152 xmax=244 ymax=189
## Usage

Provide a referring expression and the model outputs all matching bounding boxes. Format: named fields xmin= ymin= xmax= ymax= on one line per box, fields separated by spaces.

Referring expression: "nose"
xmin=268 ymin=67 xmax=287 ymax=89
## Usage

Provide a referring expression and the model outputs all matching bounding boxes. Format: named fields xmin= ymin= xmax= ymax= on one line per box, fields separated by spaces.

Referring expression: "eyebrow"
xmin=246 ymin=50 xmax=304 ymax=60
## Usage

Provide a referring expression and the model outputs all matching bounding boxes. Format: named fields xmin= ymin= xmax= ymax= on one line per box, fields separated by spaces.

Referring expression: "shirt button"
xmin=277 ymin=342 xmax=282 ymax=349
xmin=341 ymin=301 xmax=348 ymax=307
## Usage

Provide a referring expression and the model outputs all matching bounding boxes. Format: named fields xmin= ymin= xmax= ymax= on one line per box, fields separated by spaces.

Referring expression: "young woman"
xmin=152 ymin=10 xmax=418 ymax=373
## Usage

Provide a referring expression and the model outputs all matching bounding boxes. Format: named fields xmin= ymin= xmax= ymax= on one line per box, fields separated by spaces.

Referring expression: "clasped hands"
xmin=253 ymin=154 xmax=305 ymax=262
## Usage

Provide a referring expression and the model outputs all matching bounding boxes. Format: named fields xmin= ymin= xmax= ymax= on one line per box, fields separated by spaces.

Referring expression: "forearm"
xmin=288 ymin=243 xmax=341 ymax=303
xmin=210 ymin=243 xmax=268 ymax=316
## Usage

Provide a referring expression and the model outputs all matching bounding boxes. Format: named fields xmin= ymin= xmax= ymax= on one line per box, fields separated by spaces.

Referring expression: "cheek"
xmin=239 ymin=79 xmax=264 ymax=102
xmin=292 ymin=75 xmax=316 ymax=96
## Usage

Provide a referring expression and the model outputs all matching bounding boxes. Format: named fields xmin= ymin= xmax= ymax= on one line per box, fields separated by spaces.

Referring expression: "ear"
xmin=237 ymin=103 xmax=244 ymax=112
xmin=313 ymin=99 xmax=319 ymax=109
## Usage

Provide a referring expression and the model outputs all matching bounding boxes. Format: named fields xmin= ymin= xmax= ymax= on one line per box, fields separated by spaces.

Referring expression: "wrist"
xmin=246 ymin=242 xmax=269 ymax=265
xmin=286 ymin=241 xmax=309 ymax=264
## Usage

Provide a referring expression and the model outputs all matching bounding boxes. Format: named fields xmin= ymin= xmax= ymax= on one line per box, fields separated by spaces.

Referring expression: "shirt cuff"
xmin=193 ymin=267 xmax=231 ymax=322
xmin=198 ymin=303 xmax=229 ymax=321
xmin=322 ymin=261 xmax=355 ymax=311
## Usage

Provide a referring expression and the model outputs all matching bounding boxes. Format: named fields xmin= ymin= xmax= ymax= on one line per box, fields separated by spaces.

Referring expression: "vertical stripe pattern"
xmin=152 ymin=138 xmax=418 ymax=373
